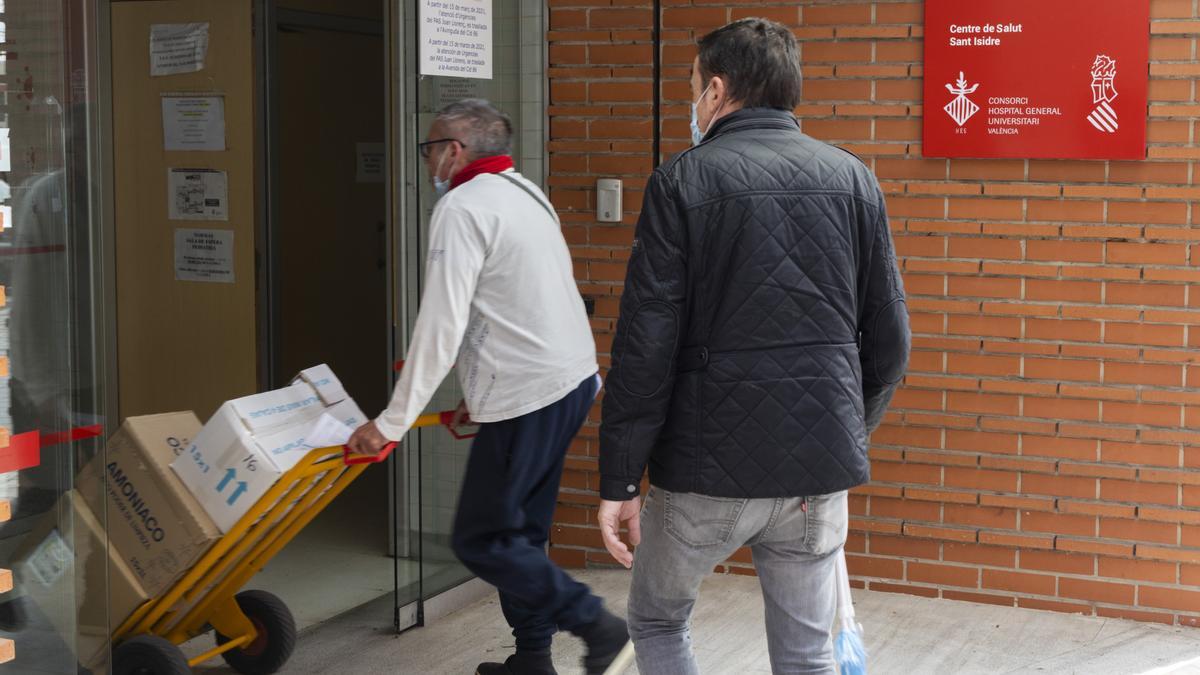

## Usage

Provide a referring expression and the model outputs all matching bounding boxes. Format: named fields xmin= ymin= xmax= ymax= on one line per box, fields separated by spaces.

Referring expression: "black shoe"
xmin=475 ymin=650 xmax=557 ymax=675
xmin=576 ymin=609 xmax=631 ymax=675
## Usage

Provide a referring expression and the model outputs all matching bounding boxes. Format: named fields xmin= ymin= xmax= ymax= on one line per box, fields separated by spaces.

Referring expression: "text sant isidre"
xmin=949 ymin=22 xmax=1023 ymax=47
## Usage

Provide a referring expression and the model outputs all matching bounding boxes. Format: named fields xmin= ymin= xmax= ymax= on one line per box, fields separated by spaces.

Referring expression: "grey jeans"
xmin=628 ymin=487 xmax=849 ymax=675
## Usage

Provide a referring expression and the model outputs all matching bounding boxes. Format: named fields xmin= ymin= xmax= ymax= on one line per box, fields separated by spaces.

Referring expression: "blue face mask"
xmin=433 ymin=176 xmax=450 ymax=199
xmin=432 ymin=151 xmax=451 ymax=199
xmin=690 ymin=84 xmax=713 ymax=146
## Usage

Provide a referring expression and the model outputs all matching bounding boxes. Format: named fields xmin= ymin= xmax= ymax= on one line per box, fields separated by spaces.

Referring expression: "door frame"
xmin=253 ymin=0 xmax=415 ymax=632
xmin=251 ymin=0 xmax=493 ymax=635
xmin=252 ymin=0 xmax=492 ymax=635
xmin=257 ymin=6 xmax=390 ymax=392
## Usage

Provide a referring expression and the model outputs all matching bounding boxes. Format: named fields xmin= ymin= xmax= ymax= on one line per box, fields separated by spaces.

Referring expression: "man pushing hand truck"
xmin=347 ymin=99 xmax=629 ymax=675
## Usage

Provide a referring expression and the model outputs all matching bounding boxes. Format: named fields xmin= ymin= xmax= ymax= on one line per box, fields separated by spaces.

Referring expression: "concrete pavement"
xmin=191 ymin=569 xmax=1200 ymax=674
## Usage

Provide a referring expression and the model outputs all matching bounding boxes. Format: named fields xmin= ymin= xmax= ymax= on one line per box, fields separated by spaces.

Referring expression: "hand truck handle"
xmin=343 ymin=441 xmax=397 ymax=465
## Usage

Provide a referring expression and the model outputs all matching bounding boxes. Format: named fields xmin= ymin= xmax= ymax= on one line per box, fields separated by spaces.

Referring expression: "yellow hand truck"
xmin=110 ymin=409 xmax=476 ymax=675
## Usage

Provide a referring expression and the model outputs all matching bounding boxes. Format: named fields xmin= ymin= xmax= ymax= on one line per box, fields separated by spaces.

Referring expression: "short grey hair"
xmin=436 ymin=98 xmax=513 ymax=159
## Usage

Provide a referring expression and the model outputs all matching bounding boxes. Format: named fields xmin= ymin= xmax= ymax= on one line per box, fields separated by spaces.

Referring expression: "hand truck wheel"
xmin=112 ymin=634 xmax=190 ymax=675
xmin=214 ymin=590 xmax=297 ymax=674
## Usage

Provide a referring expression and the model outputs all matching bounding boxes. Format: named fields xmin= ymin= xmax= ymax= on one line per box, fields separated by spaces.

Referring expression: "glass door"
xmin=392 ymin=0 xmax=476 ymax=608
xmin=392 ymin=0 xmax=548 ymax=610
xmin=0 ymin=0 xmax=108 ymax=670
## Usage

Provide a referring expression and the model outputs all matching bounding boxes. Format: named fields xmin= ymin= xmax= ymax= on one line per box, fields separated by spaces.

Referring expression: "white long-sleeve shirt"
xmin=374 ymin=169 xmax=598 ymax=439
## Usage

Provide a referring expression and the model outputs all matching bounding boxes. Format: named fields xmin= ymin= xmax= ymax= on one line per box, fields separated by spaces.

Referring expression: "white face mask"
xmin=690 ymin=84 xmax=712 ymax=146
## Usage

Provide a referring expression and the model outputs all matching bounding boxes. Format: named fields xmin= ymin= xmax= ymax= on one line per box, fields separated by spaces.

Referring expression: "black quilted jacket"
xmin=599 ymin=108 xmax=910 ymax=501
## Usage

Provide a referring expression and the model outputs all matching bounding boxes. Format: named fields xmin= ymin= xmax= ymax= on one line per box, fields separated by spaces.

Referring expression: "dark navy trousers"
xmin=450 ymin=375 xmax=602 ymax=650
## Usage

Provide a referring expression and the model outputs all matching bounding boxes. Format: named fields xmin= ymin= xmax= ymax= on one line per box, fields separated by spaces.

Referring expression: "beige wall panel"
xmin=112 ymin=0 xmax=256 ymax=420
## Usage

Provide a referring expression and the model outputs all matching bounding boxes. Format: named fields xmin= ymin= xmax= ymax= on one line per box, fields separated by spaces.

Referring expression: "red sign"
xmin=923 ymin=0 xmax=1149 ymax=159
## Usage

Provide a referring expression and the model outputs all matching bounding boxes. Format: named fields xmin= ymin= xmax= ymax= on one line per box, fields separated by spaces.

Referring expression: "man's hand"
xmin=346 ymin=421 xmax=391 ymax=458
xmin=598 ymin=498 xmax=642 ymax=569
xmin=450 ymin=398 xmax=472 ymax=428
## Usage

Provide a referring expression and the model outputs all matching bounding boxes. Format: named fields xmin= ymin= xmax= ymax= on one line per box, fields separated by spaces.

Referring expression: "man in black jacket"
xmin=597 ymin=18 xmax=910 ymax=674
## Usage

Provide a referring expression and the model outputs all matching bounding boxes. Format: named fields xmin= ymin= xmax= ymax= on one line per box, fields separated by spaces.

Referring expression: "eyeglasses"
xmin=418 ymin=138 xmax=463 ymax=159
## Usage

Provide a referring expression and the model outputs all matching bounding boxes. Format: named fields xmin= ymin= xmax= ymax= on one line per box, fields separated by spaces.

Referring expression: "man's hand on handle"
xmin=450 ymin=399 xmax=472 ymax=430
xmin=347 ymin=421 xmax=391 ymax=458
xmin=598 ymin=498 xmax=642 ymax=569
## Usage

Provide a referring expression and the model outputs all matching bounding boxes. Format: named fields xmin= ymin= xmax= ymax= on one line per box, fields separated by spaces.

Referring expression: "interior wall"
xmin=111 ymin=0 xmax=257 ymax=421
xmin=273 ymin=15 xmax=390 ymax=528
xmin=275 ymin=20 xmax=388 ymax=415
xmin=277 ymin=0 xmax=383 ymax=21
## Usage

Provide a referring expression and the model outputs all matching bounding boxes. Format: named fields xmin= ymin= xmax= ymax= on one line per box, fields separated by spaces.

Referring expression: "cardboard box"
xmin=171 ymin=401 xmax=286 ymax=533
xmin=75 ymin=412 xmax=222 ymax=597
xmin=293 ymin=363 xmax=349 ymax=406
xmin=226 ymin=382 xmax=325 ymax=434
xmin=326 ymin=398 xmax=368 ymax=431
xmin=16 ymin=491 xmax=150 ymax=670
xmin=171 ymin=367 xmax=364 ymax=532
xmin=256 ymin=398 xmax=368 ymax=472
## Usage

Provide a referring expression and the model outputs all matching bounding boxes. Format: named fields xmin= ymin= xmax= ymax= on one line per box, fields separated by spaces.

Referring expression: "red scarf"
xmin=451 ymin=155 xmax=515 ymax=190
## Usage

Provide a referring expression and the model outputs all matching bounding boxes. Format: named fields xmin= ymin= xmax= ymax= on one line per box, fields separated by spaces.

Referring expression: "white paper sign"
xmin=162 ymin=95 xmax=226 ymax=151
xmin=168 ymin=168 xmax=228 ymax=220
xmin=0 ymin=129 xmax=10 ymax=173
xmin=175 ymin=228 xmax=234 ymax=283
xmin=0 ymin=206 xmax=12 ymax=231
xmin=419 ymin=0 xmax=493 ymax=80
xmin=150 ymin=23 xmax=210 ymax=77
xmin=431 ymin=77 xmax=489 ymax=111
xmin=26 ymin=529 xmax=71 ymax=587
xmin=356 ymin=143 xmax=385 ymax=183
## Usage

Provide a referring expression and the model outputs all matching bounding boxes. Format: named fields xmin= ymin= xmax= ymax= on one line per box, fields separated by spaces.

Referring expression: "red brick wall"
xmin=547 ymin=0 xmax=1200 ymax=626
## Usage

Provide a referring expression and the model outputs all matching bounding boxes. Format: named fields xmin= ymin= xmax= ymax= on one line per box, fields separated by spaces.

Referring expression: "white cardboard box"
xmin=227 ymin=382 xmax=325 ymax=434
xmin=293 ymin=363 xmax=349 ymax=406
xmin=170 ymin=366 xmax=363 ymax=532
xmin=255 ymin=398 xmax=368 ymax=472
xmin=326 ymin=398 xmax=368 ymax=429
xmin=171 ymin=401 xmax=282 ymax=532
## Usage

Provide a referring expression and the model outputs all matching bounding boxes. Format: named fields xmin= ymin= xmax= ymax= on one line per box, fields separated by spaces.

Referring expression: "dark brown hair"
xmin=698 ymin=18 xmax=803 ymax=110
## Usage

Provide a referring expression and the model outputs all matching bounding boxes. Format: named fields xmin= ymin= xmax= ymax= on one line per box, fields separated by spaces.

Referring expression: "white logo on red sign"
xmin=944 ymin=71 xmax=980 ymax=127
xmin=1087 ymin=55 xmax=1119 ymax=133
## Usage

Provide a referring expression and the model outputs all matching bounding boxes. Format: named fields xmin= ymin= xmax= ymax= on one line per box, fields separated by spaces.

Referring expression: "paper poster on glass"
xmin=0 ymin=129 xmax=10 ymax=172
xmin=430 ymin=78 xmax=491 ymax=112
xmin=419 ymin=0 xmax=493 ymax=80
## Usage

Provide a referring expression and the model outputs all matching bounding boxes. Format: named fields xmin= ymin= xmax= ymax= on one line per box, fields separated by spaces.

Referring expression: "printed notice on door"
xmin=356 ymin=143 xmax=386 ymax=183
xmin=150 ymin=23 xmax=210 ymax=77
xmin=168 ymin=168 xmax=229 ymax=220
xmin=419 ymin=0 xmax=493 ymax=80
xmin=175 ymin=228 xmax=234 ymax=283
xmin=162 ymin=95 xmax=226 ymax=151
